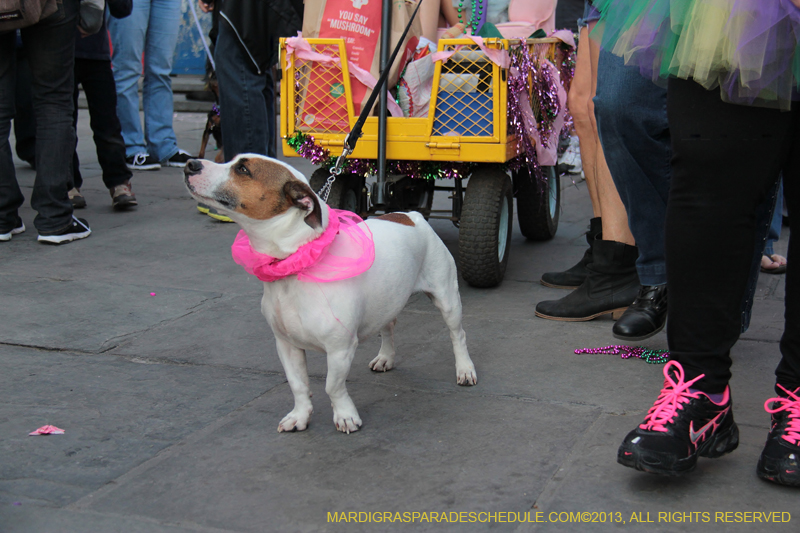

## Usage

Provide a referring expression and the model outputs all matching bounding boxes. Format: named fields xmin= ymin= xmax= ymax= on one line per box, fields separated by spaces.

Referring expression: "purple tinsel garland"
xmin=558 ymin=43 xmax=577 ymax=152
xmin=506 ymin=44 xmax=543 ymax=182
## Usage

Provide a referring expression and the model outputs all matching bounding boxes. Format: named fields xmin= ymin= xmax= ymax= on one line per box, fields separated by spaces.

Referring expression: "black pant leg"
xmin=775 ymin=112 xmax=800 ymax=392
xmin=79 ymin=58 xmax=132 ymax=189
xmin=665 ymin=78 xmax=795 ymax=393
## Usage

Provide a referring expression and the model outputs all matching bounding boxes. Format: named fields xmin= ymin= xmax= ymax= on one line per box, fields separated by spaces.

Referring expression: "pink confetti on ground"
xmin=29 ymin=425 xmax=65 ymax=436
xmin=150 ymin=292 xmax=156 ymax=296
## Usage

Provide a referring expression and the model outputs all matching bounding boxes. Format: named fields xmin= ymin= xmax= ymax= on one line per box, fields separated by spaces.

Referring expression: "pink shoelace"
xmin=640 ymin=360 xmax=705 ymax=432
xmin=764 ymin=385 xmax=800 ymax=445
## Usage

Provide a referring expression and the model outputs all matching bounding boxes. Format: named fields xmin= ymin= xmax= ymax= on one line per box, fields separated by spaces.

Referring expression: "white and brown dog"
xmin=184 ymin=154 xmax=476 ymax=433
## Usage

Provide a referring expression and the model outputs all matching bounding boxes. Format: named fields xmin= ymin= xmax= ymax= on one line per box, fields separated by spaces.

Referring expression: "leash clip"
xmin=318 ymin=139 xmax=353 ymax=203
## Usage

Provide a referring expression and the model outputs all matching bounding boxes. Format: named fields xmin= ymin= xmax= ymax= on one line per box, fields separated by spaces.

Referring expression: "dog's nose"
xmin=184 ymin=159 xmax=203 ymax=175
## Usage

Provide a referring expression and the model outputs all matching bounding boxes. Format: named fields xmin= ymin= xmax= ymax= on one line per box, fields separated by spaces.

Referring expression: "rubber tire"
xmin=458 ymin=166 xmax=513 ymax=288
xmin=309 ymin=168 xmax=360 ymax=213
xmin=514 ymin=165 xmax=560 ymax=241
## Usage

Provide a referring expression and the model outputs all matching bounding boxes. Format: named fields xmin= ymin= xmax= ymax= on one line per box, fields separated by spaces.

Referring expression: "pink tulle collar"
xmin=231 ymin=207 xmax=375 ymax=282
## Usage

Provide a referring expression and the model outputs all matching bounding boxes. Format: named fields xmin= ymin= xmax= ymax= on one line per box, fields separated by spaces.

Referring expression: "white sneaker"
xmin=165 ymin=149 xmax=194 ymax=168
xmin=0 ymin=220 xmax=25 ymax=242
xmin=126 ymin=153 xmax=161 ymax=171
xmin=37 ymin=216 xmax=91 ymax=245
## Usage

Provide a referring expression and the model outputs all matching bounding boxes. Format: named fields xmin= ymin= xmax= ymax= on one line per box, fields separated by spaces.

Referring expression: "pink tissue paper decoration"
xmin=231 ymin=207 xmax=375 ymax=283
xmin=29 ymin=425 xmax=65 ymax=436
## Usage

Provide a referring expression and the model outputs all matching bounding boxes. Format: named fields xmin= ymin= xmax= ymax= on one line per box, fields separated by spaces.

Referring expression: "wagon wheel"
xmin=458 ymin=165 xmax=513 ymax=288
xmin=513 ymin=165 xmax=560 ymax=241
xmin=309 ymin=168 xmax=360 ymax=213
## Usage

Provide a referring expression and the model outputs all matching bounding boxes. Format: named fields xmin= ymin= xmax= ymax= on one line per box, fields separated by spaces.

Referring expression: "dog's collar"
xmin=231 ymin=207 xmax=375 ymax=282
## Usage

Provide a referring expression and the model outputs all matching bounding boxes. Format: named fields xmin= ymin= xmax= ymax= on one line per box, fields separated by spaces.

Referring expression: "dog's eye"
xmin=236 ymin=164 xmax=250 ymax=176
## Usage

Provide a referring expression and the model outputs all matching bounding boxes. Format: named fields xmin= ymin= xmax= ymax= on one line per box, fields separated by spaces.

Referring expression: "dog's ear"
xmin=283 ymin=180 xmax=323 ymax=230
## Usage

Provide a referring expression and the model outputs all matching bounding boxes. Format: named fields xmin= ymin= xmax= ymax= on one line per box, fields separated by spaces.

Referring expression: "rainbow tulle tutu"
xmin=593 ymin=0 xmax=800 ymax=109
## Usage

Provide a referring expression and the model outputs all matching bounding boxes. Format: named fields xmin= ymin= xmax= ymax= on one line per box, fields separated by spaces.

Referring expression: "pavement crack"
xmin=99 ymin=293 xmax=226 ymax=351
xmin=529 ymin=412 xmax=606 ymax=512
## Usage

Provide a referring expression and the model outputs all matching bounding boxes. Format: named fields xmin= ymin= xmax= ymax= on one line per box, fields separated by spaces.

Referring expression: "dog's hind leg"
xmin=420 ymin=249 xmax=477 ymax=386
xmin=275 ymin=337 xmax=314 ymax=432
xmin=325 ymin=344 xmax=362 ymax=433
xmin=368 ymin=318 xmax=396 ymax=372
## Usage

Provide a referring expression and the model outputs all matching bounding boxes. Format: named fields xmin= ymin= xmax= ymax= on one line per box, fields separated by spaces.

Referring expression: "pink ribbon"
xmin=231 ymin=207 xmax=375 ymax=283
xmin=285 ymin=36 xmax=404 ymax=118
xmin=467 ymin=36 xmax=511 ymax=69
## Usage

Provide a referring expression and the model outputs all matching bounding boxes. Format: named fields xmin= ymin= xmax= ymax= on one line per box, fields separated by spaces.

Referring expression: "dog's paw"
xmin=277 ymin=408 xmax=312 ymax=433
xmin=333 ymin=409 xmax=362 ymax=434
xmin=456 ymin=365 xmax=478 ymax=386
xmin=368 ymin=353 xmax=394 ymax=372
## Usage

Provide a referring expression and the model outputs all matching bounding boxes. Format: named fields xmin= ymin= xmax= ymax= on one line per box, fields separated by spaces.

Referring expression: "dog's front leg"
xmin=326 ymin=344 xmax=362 ymax=433
xmin=275 ymin=337 xmax=313 ymax=432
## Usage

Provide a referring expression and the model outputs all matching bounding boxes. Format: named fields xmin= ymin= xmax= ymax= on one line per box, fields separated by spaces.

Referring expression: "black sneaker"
xmin=165 ymin=149 xmax=193 ymax=168
xmin=618 ymin=361 xmax=739 ymax=476
xmin=126 ymin=152 xmax=161 ymax=171
xmin=757 ymin=385 xmax=800 ymax=487
xmin=0 ymin=218 xmax=25 ymax=242
xmin=37 ymin=216 xmax=91 ymax=245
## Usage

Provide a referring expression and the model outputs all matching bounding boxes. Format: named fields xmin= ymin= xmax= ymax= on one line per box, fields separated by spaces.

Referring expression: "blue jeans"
xmin=108 ymin=0 xmax=181 ymax=162
xmin=215 ymin=19 xmax=276 ymax=161
xmin=1 ymin=0 xmax=79 ymax=234
xmin=594 ymin=50 xmax=671 ymax=286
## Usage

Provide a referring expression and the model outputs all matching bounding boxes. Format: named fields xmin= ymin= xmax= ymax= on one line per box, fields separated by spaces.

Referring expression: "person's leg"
xmin=108 ymin=0 xmax=149 ymax=158
xmin=535 ymin=21 xmax=639 ymax=322
xmin=570 ymin=25 xmax=600 ymax=216
xmin=540 ymin=25 xmax=602 ymax=290
xmin=23 ymin=0 xmax=81 ymax=234
xmin=0 ymin=30 xmax=25 ymax=234
xmin=13 ymin=45 xmax=36 ymax=166
xmin=142 ymin=0 xmax=181 ymax=162
xmin=761 ymin=180 xmax=786 ymax=270
xmin=757 ymin=117 xmax=800 ymax=488
xmin=742 ymin=179 xmax=781 ymax=332
xmin=264 ymin=66 xmax=277 ymax=159
xmin=617 ymin=79 xmax=791 ymax=477
xmin=775 ymin=124 xmax=800 ymax=393
xmin=72 ymin=60 xmax=84 ymax=191
xmin=666 ymin=79 xmax=790 ymax=393
xmin=81 ymin=59 xmax=134 ymax=190
xmin=215 ymin=18 xmax=271 ymax=161
xmin=594 ymin=50 xmax=670 ymax=341
xmin=595 ymin=51 xmax=669 ymax=285
xmin=587 ymin=28 xmax=634 ymax=246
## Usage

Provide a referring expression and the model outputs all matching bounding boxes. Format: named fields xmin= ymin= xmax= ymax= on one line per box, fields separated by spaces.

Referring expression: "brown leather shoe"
xmin=68 ymin=188 xmax=87 ymax=209
xmin=110 ymin=182 xmax=138 ymax=210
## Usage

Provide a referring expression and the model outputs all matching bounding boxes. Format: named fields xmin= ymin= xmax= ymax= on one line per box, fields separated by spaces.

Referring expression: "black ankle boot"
xmin=535 ymin=239 xmax=640 ymax=321
xmin=541 ymin=217 xmax=602 ymax=289
xmin=612 ymin=284 xmax=668 ymax=341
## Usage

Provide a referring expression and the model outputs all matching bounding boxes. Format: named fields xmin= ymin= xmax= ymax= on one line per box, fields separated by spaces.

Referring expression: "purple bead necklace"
xmin=574 ymin=345 xmax=670 ymax=365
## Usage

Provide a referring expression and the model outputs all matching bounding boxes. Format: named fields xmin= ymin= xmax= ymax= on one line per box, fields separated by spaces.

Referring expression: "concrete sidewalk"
xmin=0 ymin=112 xmax=794 ymax=532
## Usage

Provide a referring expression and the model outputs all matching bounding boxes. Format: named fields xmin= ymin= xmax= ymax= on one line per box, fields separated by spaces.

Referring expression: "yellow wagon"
xmin=280 ymin=36 xmax=570 ymax=287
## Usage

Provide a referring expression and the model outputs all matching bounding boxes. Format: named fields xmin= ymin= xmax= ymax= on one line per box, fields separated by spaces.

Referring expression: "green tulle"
xmin=592 ymin=0 xmax=800 ymax=109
